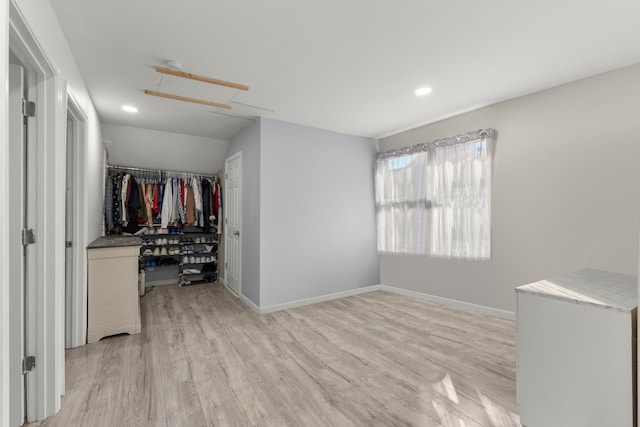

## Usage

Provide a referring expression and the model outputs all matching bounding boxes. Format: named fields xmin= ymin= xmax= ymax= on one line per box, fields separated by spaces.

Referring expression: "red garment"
xmin=214 ymin=182 xmax=220 ymax=213
xmin=152 ymin=183 xmax=159 ymax=216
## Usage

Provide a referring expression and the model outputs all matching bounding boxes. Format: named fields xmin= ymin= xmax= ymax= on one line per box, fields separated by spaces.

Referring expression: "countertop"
xmin=515 ymin=268 xmax=638 ymax=313
xmin=88 ymin=235 xmax=143 ymax=249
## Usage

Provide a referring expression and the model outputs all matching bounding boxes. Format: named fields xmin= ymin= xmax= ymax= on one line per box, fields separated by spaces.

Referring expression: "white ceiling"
xmin=49 ymin=0 xmax=640 ymax=141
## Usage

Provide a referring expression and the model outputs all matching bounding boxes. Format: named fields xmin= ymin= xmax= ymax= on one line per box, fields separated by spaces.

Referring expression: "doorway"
xmin=8 ymin=41 xmax=42 ymax=424
xmin=65 ymin=96 xmax=87 ymax=350
xmin=224 ymin=152 xmax=242 ymax=296
xmin=8 ymin=1 xmax=69 ymax=421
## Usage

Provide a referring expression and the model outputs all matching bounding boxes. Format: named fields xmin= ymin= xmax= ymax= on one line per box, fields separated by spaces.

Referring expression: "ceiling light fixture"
xmin=415 ymin=87 xmax=433 ymax=96
xmin=122 ymin=105 xmax=138 ymax=113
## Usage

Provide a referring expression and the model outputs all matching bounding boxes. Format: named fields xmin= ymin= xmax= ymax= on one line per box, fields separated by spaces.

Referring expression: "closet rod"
xmin=107 ymin=164 xmax=216 ymax=180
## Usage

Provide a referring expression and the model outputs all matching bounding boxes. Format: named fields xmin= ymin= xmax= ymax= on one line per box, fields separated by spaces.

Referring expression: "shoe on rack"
xmin=153 ymin=247 xmax=160 ymax=256
xmin=160 ymin=246 xmax=168 ymax=256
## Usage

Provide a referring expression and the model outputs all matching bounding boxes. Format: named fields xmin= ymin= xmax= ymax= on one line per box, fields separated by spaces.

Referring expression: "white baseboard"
xmin=222 ymin=282 xmax=261 ymax=315
xmin=233 ymin=283 xmax=515 ymax=320
xmin=238 ymin=293 xmax=260 ymax=314
xmin=377 ymin=285 xmax=515 ymax=320
xmin=255 ymin=286 xmax=379 ymax=314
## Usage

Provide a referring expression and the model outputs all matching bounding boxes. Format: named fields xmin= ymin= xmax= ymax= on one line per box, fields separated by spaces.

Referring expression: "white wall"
xmin=1 ymin=0 xmax=104 ymax=421
xmin=223 ymin=118 xmax=380 ymax=309
xmin=379 ymin=63 xmax=640 ymax=313
xmin=259 ymin=119 xmax=380 ymax=307
xmin=103 ymin=123 xmax=229 ymax=175
xmin=224 ymin=119 xmax=261 ymax=305
xmin=12 ymin=0 xmax=103 ymax=246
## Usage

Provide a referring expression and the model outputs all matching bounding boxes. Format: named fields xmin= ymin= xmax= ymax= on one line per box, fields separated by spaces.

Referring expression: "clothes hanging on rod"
xmin=105 ymin=165 xmax=221 ymax=235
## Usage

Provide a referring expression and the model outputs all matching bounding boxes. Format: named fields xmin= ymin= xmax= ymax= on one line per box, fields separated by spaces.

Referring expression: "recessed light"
xmin=415 ymin=87 xmax=432 ymax=96
xmin=122 ymin=105 xmax=138 ymax=113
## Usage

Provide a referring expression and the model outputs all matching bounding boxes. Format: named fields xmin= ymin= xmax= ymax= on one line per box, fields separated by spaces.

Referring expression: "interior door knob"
xmin=234 ymin=231 xmax=240 ymax=236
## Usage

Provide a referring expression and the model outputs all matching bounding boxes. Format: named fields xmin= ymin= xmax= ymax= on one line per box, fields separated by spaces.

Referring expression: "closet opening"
xmin=64 ymin=95 xmax=88 ymax=349
xmin=104 ymin=165 xmax=223 ymax=290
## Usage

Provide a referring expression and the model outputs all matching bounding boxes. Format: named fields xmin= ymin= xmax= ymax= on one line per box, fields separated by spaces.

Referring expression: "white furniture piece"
xmin=87 ymin=236 xmax=142 ymax=343
xmin=516 ymin=269 xmax=637 ymax=427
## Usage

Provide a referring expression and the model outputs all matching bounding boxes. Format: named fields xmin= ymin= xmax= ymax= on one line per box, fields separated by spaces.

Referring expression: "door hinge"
xmin=22 ymin=99 xmax=36 ymax=117
xmin=22 ymin=229 xmax=36 ymax=245
xmin=22 ymin=356 xmax=35 ymax=374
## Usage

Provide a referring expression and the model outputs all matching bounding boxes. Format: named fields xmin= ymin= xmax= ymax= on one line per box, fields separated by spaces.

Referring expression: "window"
xmin=375 ymin=129 xmax=495 ymax=260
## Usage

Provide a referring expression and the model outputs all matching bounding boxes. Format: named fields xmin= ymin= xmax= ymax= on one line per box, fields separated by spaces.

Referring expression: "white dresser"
xmin=87 ymin=236 xmax=142 ymax=343
xmin=516 ymin=269 xmax=637 ymax=427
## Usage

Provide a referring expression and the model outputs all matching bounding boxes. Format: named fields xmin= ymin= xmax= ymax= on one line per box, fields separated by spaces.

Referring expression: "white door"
xmin=224 ymin=152 xmax=242 ymax=296
xmin=8 ymin=61 xmax=27 ymax=427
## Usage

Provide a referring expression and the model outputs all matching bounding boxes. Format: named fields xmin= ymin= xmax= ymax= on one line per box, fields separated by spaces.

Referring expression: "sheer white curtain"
xmin=429 ymin=139 xmax=492 ymax=259
xmin=375 ymin=129 xmax=495 ymax=259
xmin=375 ymin=153 xmax=430 ymax=255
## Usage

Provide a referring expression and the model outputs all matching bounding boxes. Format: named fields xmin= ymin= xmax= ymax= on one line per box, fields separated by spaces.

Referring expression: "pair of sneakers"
xmin=152 ymin=247 xmax=169 ymax=256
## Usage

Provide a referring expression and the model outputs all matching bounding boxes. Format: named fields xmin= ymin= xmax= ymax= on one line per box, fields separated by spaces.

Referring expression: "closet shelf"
xmin=179 ymin=240 xmax=217 ymax=245
xmin=146 ymin=264 xmax=179 ymax=272
xmin=180 ymin=261 xmax=216 ymax=266
xmin=140 ymin=254 xmax=180 ymax=259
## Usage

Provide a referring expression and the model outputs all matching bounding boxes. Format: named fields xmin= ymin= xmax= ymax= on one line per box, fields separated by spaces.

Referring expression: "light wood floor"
xmin=29 ymin=284 xmax=521 ymax=427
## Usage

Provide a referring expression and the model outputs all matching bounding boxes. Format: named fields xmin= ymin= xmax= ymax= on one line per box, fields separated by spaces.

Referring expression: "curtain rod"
xmin=377 ymin=128 xmax=497 ymax=160
xmin=107 ymin=164 xmax=217 ymax=180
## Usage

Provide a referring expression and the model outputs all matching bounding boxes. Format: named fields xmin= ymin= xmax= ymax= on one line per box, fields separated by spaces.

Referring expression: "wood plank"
xmin=144 ymin=90 xmax=232 ymax=109
xmin=155 ymin=66 xmax=249 ymax=91
xmin=28 ymin=285 xmax=521 ymax=426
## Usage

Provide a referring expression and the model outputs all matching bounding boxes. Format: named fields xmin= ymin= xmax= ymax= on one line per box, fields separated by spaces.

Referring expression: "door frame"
xmin=8 ymin=0 xmax=68 ymax=421
xmin=224 ymin=151 xmax=242 ymax=297
xmin=7 ymin=59 xmax=26 ymax=427
xmin=0 ymin=2 xmax=8 ymax=423
xmin=65 ymin=94 xmax=88 ymax=349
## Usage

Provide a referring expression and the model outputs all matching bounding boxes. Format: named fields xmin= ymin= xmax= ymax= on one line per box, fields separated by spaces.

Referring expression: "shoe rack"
xmin=139 ymin=226 xmax=218 ymax=287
